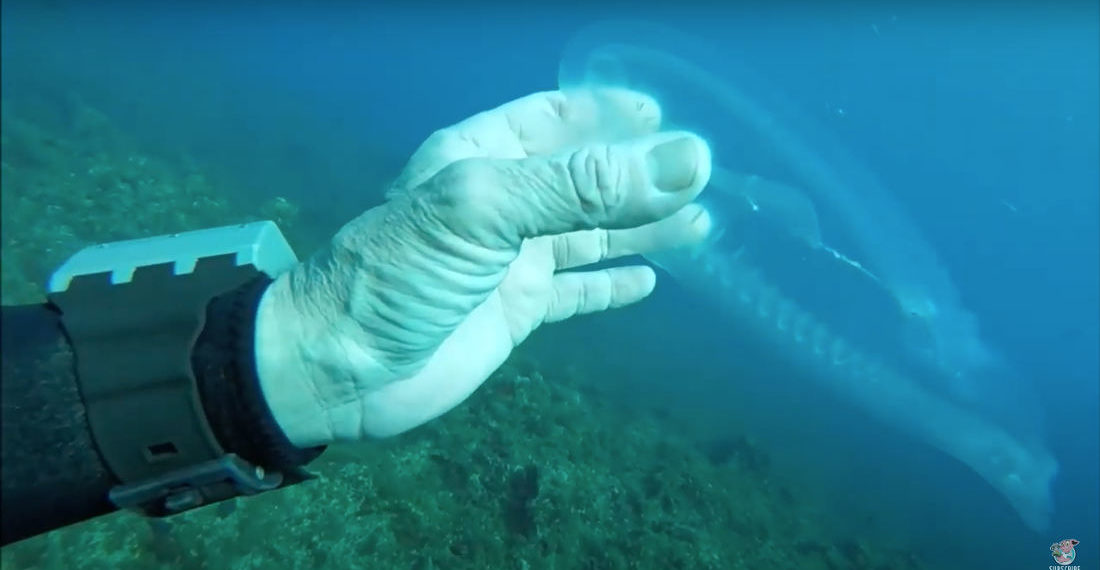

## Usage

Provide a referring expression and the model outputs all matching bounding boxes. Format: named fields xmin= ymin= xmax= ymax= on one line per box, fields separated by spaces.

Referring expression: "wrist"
xmin=254 ymin=273 xmax=334 ymax=447
xmin=254 ymin=269 xmax=392 ymax=446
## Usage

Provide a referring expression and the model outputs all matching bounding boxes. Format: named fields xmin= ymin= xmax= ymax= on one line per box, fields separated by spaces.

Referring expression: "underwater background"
xmin=1 ymin=2 xmax=1097 ymax=570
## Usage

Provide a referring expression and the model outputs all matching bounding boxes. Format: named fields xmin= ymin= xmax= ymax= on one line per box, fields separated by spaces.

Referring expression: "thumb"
xmin=464 ymin=131 xmax=711 ymax=244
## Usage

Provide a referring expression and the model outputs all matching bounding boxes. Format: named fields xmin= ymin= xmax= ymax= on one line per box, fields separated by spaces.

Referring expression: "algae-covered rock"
xmin=0 ymin=95 xmax=926 ymax=570
xmin=0 ymin=95 xmax=244 ymax=304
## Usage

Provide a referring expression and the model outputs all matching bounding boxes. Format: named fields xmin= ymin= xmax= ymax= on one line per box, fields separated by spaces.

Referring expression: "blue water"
xmin=2 ymin=3 xmax=1096 ymax=569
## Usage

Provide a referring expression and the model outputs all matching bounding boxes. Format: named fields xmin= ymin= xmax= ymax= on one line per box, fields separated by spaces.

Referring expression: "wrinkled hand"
xmin=254 ymin=88 xmax=713 ymax=446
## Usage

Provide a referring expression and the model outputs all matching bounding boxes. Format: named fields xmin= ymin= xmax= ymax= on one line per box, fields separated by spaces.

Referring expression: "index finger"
xmin=392 ymin=88 xmax=662 ymax=193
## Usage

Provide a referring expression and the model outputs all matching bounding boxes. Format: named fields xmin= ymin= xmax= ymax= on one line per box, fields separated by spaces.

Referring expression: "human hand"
xmin=253 ymin=88 xmax=713 ymax=446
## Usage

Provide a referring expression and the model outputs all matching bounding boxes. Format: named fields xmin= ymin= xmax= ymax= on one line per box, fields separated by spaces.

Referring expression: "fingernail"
xmin=646 ymin=135 xmax=699 ymax=192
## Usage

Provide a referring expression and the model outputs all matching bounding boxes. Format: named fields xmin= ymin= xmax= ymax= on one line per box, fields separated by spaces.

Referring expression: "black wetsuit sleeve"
xmin=191 ymin=277 xmax=325 ymax=477
xmin=1 ymin=277 xmax=323 ymax=546
xmin=0 ymin=303 xmax=116 ymax=546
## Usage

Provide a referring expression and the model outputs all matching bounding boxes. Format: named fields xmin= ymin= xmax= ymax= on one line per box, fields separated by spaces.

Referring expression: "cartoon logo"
xmin=1050 ymin=538 xmax=1079 ymax=566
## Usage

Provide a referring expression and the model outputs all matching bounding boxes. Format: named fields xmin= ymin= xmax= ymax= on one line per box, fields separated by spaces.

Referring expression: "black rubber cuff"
xmin=192 ymin=276 xmax=324 ymax=477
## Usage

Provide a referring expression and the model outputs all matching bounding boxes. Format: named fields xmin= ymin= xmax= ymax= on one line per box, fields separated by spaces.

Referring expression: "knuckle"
xmin=599 ymin=228 xmax=611 ymax=259
xmin=424 ymin=158 xmax=520 ymax=245
xmin=432 ymin=158 xmax=497 ymax=213
xmin=566 ymin=145 xmax=623 ymax=215
xmin=552 ymin=234 xmax=572 ymax=265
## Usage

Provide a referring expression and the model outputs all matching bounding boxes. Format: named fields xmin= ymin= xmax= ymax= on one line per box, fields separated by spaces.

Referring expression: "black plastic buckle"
xmin=109 ymin=453 xmax=282 ymax=517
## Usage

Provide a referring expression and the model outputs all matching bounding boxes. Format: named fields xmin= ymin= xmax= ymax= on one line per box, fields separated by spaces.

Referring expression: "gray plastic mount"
xmin=48 ymin=220 xmax=299 ymax=293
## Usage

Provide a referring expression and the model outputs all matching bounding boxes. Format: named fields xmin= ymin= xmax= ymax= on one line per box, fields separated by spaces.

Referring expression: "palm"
xmin=494 ymin=235 xmax=560 ymax=345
